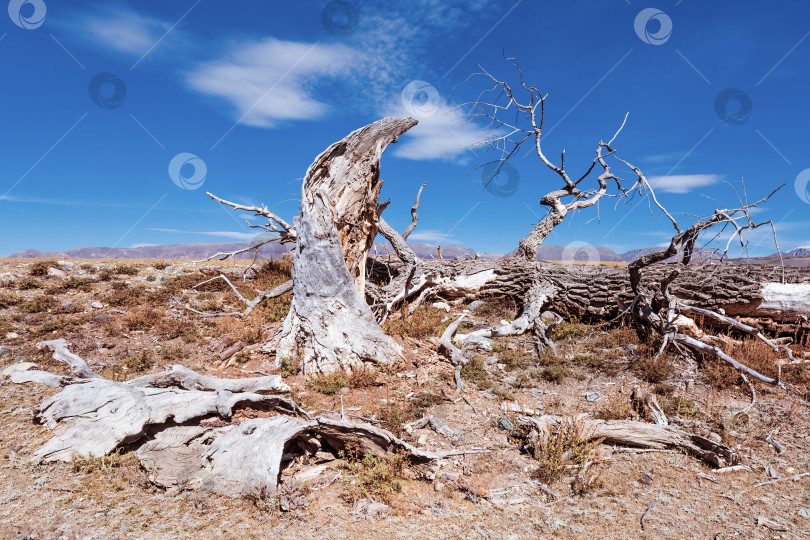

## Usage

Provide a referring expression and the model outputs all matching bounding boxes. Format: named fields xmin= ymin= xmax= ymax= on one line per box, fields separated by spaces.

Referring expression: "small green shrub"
xmin=540 ymin=364 xmax=570 ymax=383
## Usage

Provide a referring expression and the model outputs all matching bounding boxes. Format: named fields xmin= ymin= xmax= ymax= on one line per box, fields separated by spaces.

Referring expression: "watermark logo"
xmin=88 ymin=73 xmax=127 ymax=110
xmin=795 ymin=168 xmax=810 ymax=204
xmin=401 ymin=80 xmax=440 ymax=119
xmin=168 ymin=153 xmax=207 ymax=190
xmin=560 ymin=241 xmax=602 ymax=266
xmin=321 ymin=1 xmax=359 ymax=37
xmin=8 ymin=0 xmax=46 ymax=30
xmin=634 ymin=8 xmax=672 ymax=45
xmin=481 ymin=162 xmax=520 ymax=198
xmin=714 ymin=88 xmax=753 ymax=125
xmin=249 ymin=232 xmax=276 ymax=250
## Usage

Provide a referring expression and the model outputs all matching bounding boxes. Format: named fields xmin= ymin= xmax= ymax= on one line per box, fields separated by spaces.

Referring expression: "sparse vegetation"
xmin=29 ymin=260 xmax=59 ymax=276
xmin=17 ymin=277 xmax=43 ymax=290
xmin=632 ymin=351 xmax=675 ymax=383
xmin=19 ymin=295 xmax=59 ymax=313
xmin=308 ymin=366 xmax=379 ymax=395
xmin=539 ymin=364 xmax=570 ymax=383
xmin=460 ymin=356 xmax=492 ymax=390
xmin=72 ymin=450 xmax=122 ymax=473
xmin=0 ymin=291 xmax=20 ymax=308
xmin=340 ymin=441 xmax=407 ymax=504
xmin=382 ymin=305 xmax=450 ymax=338
xmin=531 ymin=417 xmax=603 ymax=485
xmin=112 ymin=264 xmax=140 ymax=276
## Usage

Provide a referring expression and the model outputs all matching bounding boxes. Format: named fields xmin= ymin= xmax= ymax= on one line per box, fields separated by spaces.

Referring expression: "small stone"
xmin=798 ymin=507 xmax=810 ymax=519
xmin=11 ymin=444 xmax=22 ymax=452
xmin=5 ymin=332 xmax=19 ymax=340
xmin=91 ymin=302 xmax=104 ymax=309
xmin=707 ymin=432 xmax=722 ymax=444
xmin=497 ymin=417 xmax=515 ymax=431
xmin=164 ymin=265 xmax=175 ymax=272
xmin=93 ymin=315 xmax=113 ymax=324
xmin=0 ymin=346 xmax=10 ymax=357
xmin=469 ymin=300 xmax=485 ymax=310
xmin=367 ymin=502 xmax=389 ymax=517
xmin=640 ymin=474 xmax=653 ymax=485
xmin=585 ymin=392 xmax=602 ymax=402
xmin=340 ymin=386 xmax=350 ymax=395
xmin=13 ymin=355 xmax=30 ymax=364
xmin=476 ymin=341 xmax=493 ymax=352
xmin=47 ymin=267 xmax=66 ymax=279
xmin=57 ymin=261 xmax=75 ymax=269
xmin=434 ymin=481 xmax=445 ymax=492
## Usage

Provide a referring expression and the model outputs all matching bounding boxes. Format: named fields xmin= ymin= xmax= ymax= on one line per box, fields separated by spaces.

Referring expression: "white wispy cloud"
xmin=186 ymin=38 xmax=362 ymax=127
xmin=148 ymin=228 xmax=256 ymax=241
xmin=384 ymin=99 xmax=490 ymax=161
xmin=647 ymin=174 xmax=721 ymax=194
xmin=407 ymin=229 xmax=460 ymax=244
xmin=57 ymin=5 xmax=186 ymax=58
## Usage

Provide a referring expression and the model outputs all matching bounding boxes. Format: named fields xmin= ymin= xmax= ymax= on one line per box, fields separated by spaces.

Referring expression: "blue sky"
xmin=1 ymin=0 xmax=809 ymax=257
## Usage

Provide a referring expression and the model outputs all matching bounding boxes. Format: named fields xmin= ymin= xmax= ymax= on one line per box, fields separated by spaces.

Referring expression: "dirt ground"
xmin=2 ymin=258 xmax=810 ymax=539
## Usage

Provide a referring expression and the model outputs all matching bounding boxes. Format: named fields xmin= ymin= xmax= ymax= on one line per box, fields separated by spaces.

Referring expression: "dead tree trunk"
xmin=268 ymin=117 xmax=418 ymax=375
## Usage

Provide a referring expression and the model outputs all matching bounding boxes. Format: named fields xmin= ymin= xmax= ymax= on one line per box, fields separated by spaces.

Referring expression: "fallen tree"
xmin=186 ymin=60 xmax=810 ymax=388
xmin=11 ymin=339 xmax=473 ymax=496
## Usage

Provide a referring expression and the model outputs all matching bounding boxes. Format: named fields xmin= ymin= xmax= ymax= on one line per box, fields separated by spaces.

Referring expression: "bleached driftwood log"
xmin=517 ymin=414 xmax=739 ymax=467
xmin=13 ymin=339 xmax=457 ymax=497
xmin=12 ymin=339 xmax=298 ymax=462
xmin=267 ymin=117 xmax=417 ymax=375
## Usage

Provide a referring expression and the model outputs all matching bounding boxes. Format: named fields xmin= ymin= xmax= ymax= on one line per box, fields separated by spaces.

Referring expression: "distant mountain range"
xmin=7 ymin=241 xmax=476 ymax=261
xmin=7 ymin=242 xmax=810 ymax=266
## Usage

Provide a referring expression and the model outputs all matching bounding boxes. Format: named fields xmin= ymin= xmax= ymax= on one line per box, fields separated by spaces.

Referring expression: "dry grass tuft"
xmin=29 ymin=260 xmax=59 ymax=276
xmin=0 ymin=291 xmax=21 ymax=308
xmin=17 ymin=277 xmax=43 ymax=290
xmin=632 ymin=350 xmax=675 ymax=383
xmin=460 ymin=356 xmax=492 ymax=389
xmin=595 ymin=390 xmax=634 ymax=421
xmin=340 ymin=442 xmax=407 ymax=504
xmin=19 ymin=295 xmax=59 ymax=313
xmin=702 ymin=338 xmax=780 ymax=388
xmin=530 ymin=417 xmax=603 ymax=485
xmin=308 ymin=366 xmax=379 ymax=395
xmin=382 ymin=305 xmax=450 ymax=339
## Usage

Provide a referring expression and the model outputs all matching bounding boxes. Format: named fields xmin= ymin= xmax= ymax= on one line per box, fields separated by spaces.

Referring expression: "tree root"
xmin=13 ymin=339 xmax=458 ymax=497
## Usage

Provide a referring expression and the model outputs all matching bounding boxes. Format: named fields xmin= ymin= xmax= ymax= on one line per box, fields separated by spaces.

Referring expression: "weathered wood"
xmin=375 ymin=258 xmax=810 ymax=324
xmin=15 ymin=340 xmax=302 ymax=462
xmin=517 ymin=414 xmax=738 ymax=467
xmin=15 ymin=339 xmax=457 ymax=498
xmin=137 ymin=415 xmax=454 ymax=496
xmin=269 ymin=118 xmax=416 ymax=375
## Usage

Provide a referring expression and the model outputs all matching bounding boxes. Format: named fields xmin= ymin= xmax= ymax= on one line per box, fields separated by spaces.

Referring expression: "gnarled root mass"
xmin=13 ymin=339 xmax=452 ymax=497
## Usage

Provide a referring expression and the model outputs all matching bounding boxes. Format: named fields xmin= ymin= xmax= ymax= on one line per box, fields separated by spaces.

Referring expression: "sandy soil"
xmin=1 ymin=258 xmax=810 ymax=539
